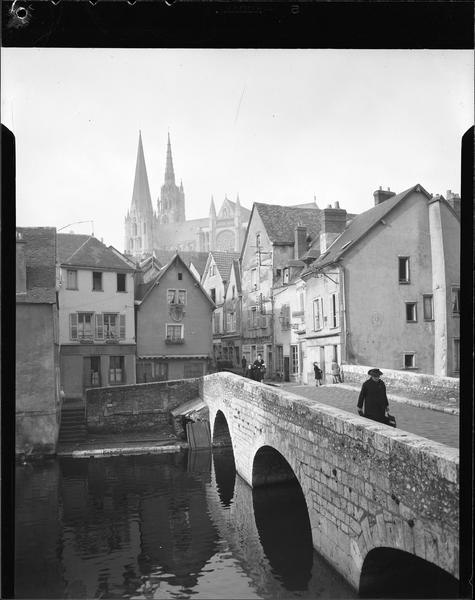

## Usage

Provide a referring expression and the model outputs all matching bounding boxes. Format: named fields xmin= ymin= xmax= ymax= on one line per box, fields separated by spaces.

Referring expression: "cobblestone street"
xmin=281 ymin=383 xmax=459 ymax=448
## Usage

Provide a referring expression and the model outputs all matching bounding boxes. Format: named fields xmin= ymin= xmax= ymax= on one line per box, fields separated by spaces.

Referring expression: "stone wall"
xmin=341 ymin=364 xmax=458 ymax=403
xmin=86 ymin=378 xmax=201 ymax=433
xmin=202 ymin=373 xmax=459 ymax=592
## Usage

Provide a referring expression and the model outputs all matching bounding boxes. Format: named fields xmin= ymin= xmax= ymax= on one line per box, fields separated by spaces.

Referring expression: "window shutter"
xmin=119 ymin=314 xmax=126 ymax=339
xmin=95 ymin=314 xmax=103 ymax=339
xmin=70 ymin=313 xmax=78 ymax=340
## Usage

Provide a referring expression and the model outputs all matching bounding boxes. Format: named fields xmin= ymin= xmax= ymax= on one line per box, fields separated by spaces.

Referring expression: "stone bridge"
xmin=201 ymin=373 xmax=459 ymax=595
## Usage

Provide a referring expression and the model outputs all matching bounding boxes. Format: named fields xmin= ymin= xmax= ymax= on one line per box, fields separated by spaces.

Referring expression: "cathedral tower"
xmin=157 ymin=133 xmax=186 ymax=224
xmin=124 ymin=131 xmax=155 ymax=257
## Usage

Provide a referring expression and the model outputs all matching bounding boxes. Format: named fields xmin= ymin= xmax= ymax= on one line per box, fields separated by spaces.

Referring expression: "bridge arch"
xmin=212 ymin=409 xmax=233 ymax=448
xmin=359 ymin=546 xmax=459 ymax=598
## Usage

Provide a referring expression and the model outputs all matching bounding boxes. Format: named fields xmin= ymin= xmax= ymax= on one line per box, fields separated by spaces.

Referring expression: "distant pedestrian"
xmin=241 ymin=356 xmax=247 ymax=376
xmin=253 ymin=354 xmax=266 ymax=382
xmin=313 ymin=362 xmax=323 ymax=386
xmin=331 ymin=360 xmax=341 ymax=384
xmin=357 ymin=368 xmax=389 ymax=424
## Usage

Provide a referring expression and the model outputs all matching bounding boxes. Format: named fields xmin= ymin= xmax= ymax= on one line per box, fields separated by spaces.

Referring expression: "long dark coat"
xmin=357 ymin=378 xmax=389 ymax=423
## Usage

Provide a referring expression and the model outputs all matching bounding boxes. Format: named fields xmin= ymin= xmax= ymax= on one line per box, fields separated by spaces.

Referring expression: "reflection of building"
xmin=301 ymin=185 xmax=460 ymax=379
xmin=16 ymin=227 xmax=61 ymax=455
xmin=57 ymin=234 xmax=136 ymax=399
xmin=135 ymin=253 xmax=215 ymax=381
xmin=124 ymin=132 xmax=250 ymax=258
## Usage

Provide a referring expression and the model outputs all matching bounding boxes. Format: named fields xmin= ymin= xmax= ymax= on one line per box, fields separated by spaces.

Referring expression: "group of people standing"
xmin=241 ymin=355 xmax=266 ymax=382
xmin=313 ymin=360 xmax=342 ymax=386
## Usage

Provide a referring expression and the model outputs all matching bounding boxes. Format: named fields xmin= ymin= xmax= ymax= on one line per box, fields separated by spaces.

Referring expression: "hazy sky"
xmin=2 ymin=48 xmax=472 ymax=251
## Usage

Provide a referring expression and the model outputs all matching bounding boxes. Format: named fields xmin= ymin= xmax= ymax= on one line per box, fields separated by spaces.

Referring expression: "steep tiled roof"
xmin=153 ymin=249 xmax=209 ymax=277
xmin=210 ymin=251 xmax=241 ymax=281
xmin=137 ymin=253 xmax=215 ymax=307
xmin=16 ymin=227 xmax=57 ymax=304
xmin=303 ymin=184 xmax=431 ymax=271
xmin=254 ymin=203 xmax=322 ymax=244
xmin=58 ymin=234 xmax=134 ymax=271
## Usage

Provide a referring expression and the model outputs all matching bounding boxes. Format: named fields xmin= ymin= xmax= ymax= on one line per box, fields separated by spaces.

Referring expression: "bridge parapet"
xmin=202 ymin=372 xmax=459 ymax=591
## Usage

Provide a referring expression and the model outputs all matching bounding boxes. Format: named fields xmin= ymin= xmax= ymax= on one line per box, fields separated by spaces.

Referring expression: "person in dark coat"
xmin=357 ymin=368 xmax=389 ymax=423
xmin=241 ymin=356 xmax=247 ymax=376
xmin=313 ymin=362 xmax=323 ymax=386
xmin=253 ymin=354 xmax=266 ymax=382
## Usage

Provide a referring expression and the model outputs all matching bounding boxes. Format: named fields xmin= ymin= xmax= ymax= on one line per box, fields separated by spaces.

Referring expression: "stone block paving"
xmin=280 ymin=382 xmax=459 ymax=449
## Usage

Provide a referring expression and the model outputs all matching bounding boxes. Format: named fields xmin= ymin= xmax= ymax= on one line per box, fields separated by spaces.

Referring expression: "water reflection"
xmin=15 ymin=450 xmax=356 ymax=600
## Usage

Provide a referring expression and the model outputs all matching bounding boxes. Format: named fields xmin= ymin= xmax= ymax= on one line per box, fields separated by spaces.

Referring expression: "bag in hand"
xmin=385 ymin=413 xmax=397 ymax=428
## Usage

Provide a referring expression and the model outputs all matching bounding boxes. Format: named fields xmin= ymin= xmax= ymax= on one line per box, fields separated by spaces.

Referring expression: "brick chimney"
xmin=374 ymin=187 xmax=396 ymax=205
xmin=16 ymin=230 xmax=27 ymax=294
xmin=294 ymin=225 xmax=308 ymax=259
xmin=320 ymin=203 xmax=347 ymax=253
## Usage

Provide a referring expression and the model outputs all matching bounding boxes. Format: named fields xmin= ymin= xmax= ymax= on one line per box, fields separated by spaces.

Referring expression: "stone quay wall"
xmin=86 ymin=379 xmax=201 ymax=433
xmin=202 ymin=372 xmax=459 ymax=592
xmin=341 ymin=364 xmax=459 ymax=403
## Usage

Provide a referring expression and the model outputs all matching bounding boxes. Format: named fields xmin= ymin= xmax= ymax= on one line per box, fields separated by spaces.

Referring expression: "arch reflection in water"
xmin=359 ymin=547 xmax=460 ymax=599
xmin=252 ymin=446 xmax=313 ymax=591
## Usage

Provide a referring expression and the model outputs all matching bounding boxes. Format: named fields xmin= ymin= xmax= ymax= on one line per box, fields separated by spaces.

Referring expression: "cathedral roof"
xmin=253 ymin=203 xmax=322 ymax=245
xmin=209 ymin=251 xmax=241 ymax=281
xmin=58 ymin=234 xmax=135 ymax=271
xmin=131 ymin=131 xmax=153 ymax=215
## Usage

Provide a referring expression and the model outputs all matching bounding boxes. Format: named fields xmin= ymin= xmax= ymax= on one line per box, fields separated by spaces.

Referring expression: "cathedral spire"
xmin=164 ymin=132 xmax=175 ymax=185
xmin=131 ymin=131 xmax=153 ymax=214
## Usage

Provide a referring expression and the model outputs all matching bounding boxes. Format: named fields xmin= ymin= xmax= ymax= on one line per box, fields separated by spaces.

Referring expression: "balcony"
xmin=165 ymin=336 xmax=184 ymax=345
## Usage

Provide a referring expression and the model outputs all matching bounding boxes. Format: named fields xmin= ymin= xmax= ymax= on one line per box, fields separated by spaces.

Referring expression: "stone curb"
xmin=59 ymin=444 xmax=184 ymax=458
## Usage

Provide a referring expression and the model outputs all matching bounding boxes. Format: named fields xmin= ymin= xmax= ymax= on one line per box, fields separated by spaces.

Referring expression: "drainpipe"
xmin=338 ymin=263 xmax=348 ymax=364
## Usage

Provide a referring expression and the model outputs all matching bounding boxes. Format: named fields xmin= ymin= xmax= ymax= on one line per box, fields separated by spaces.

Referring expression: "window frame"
xmin=66 ymin=269 xmax=78 ymax=290
xmin=117 ymin=273 xmax=126 ymax=293
xmin=330 ymin=293 xmax=338 ymax=328
xmin=451 ymin=286 xmax=460 ymax=315
xmin=167 ymin=288 xmax=187 ymax=305
xmin=166 ymin=323 xmax=184 ymax=341
xmin=398 ymin=256 xmax=410 ymax=284
xmin=92 ymin=271 xmax=103 ymax=292
xmin=313 ymin=297 xmax=323 ymax=331
xmin=453 ymin=338 xmax=460 ymax=373
xmin=290 ymin=344 xmax=299 ymax=374
xmin=423 ymin=294 xmax=434 ymax=321
xmin=403 ymin=352 xmax=416 ymax=369
xmin=405 ymin=302 xmax=417 ymax=323
xmin=109 ymin=355 xmax=125 ymax=384
xmin=70 ymin=311 xmax=95 ymax=340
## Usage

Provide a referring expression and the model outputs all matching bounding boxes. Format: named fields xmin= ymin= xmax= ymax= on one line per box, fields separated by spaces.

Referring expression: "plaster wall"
xmin=344 ymin=193 xmax=435 ymax=373
xmin=58 ymin=269 xmax=135 ymax=344
xmin=202 ymin=373 xmax=459 ymax=591
xmin=136 ymin=263 xmax=213 ymax=358
xmin=16 ymin=303 xmax=60 ymax=455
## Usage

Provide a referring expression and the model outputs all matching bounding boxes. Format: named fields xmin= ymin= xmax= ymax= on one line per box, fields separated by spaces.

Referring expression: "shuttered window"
xmin=95 ymin=314 xmax=104 ymax=339
xmin=70 ymin=313 xmax=78 ymax=340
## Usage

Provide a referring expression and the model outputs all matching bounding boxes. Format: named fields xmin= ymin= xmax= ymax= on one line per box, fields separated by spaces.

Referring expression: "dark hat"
xmin=368 ymin=368 xmax=383 ymax=376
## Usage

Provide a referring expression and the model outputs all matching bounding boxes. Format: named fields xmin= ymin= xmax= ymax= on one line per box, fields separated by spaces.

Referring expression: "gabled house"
xmin=200 ymin=250 xmax=240 ymax=363
xmin=16 ymin=227 xmax=61 ymax=456
xmin=239 ymin=202 xmax=323 ymax=374
xmin=57 ymin=234 xmax=136 ymax=399
xmin=135 ymin=253 xmax=215 ymax=381
xmin=221 ymin=259 xmax=243 ymax=368
xmin=300 ymin=185 xmax=460 ymax=381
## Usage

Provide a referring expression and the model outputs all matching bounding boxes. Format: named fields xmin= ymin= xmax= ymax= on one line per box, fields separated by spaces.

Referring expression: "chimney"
xmin=445 ymin=189 xmax=461 ymax=217
xmin=320 ymin=206 xmax=347 ymax=253
xmin=16 ymin=230 xmax=27 ymax=294
xmin=373 ymin=186 xmax=396 ymax=205
xmin=294 ymin=225 xmax=307 ymax=259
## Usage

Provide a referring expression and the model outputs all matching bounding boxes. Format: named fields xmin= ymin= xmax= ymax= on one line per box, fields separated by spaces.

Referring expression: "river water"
xmin=15 ymin=449 xmax=357 ymax=600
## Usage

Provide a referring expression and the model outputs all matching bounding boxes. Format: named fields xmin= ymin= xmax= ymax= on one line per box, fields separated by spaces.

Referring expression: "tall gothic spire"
xmin=164 ymin=132 xmax=175 ymax=185
xmin=131 ymin=131 xmax=153 ymax=214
